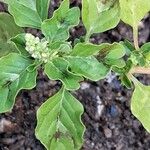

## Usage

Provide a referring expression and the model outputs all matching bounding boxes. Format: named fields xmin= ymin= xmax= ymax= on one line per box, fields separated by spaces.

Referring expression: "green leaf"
xmin=0 ymin=12 xmax=24 ymax=42
xmin=105 ymin=43 xmax=126 ymax=59
xmin=71 ymin=42 xmax=108 ymax=57
xmin=112 ymin=59 xmax=133 ymax=74
xmin=121 ymin=40 xmax=135 ymax=56
xmin=0 ymin=42 xmax=18 ymax=58
xmin=141 ymin=42 xmax=150 ymax=54
xmin=7 ymin=0 xmax=42 ymax=28
xmin=101 ymin=42 xmax=126 ymax=68
xmin=10 ymin=34 xmax=30 ymax=57
xmin=45 ymin=57 xmax=83 ymax=90
xmin=141 ymin=43 xmax=150 ymax=61
xmin=131 ymin=77 xmax=150 ymax=133
xmin=130 ymin=51 xmax=146 ymax=67
xmin=120 ymin=74 xmax=132 ymax=89
xmin=0 ymin=53 xmax=37 ymax=113
xmin=42 ymin=0 xmax=80 ymax=42
xmin=35 ymin=88 xmax=85 ymax=150
xmin=48 ymin=41 xmax=72 ymax=54
xmin=97 ymin=0 xmax=117 ymax=12
xmin=141 ymin=43 xmax=150 ymax=65
xmin=36 ymin=0 xmax=51 ymax=21
xmin=66 ymin=56 xmax=109 ymax=81
xmin=119 ymin=0 xmax=150 ymax=27
xmin=82 ymin=0 xmax=120 ymax=35
xmin=82 ymin=0 xmax=98 ymax=32
xmin=0 ymin=13 xmax=23 ymax=57
xmin=71 ymin=42 xmax=125 ymax=58
xmin=105 ymin=59 xmax=126 ymax=68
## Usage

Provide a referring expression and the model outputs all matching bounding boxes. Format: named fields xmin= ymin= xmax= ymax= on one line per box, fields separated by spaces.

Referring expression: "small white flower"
xmin=35 ymin=37 xmax=40 ymax=44
xmin=32 ymin=52 xmax=40 ymax=59
xmin=31 ymin=53 xmax=37 ymax=58
xmin=41 ymin=41 xmax=48 ymax=48
xmin=36 ymin=43 xmax=43 ymax=50
xmin=25 ymin=33 xmax=31 ymax=40
xmin=43 ymin=47 xmax=49 ymax=52
xmin=41 ymin=53 xmax=48 ymax=58
xmin=25 ymin=33 xmax=35 ymax=41
xmin=25 ymin=45 xmax=30 ymax=51
xmin=29 ymin=46 xmax=35 ymax=52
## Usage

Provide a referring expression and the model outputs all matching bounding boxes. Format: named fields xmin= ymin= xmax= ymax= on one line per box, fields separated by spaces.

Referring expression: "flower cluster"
xmin=25 ymin=33 xmax=50 ymax=63
xmin=130 ymin=54 xmax=138 ymax=65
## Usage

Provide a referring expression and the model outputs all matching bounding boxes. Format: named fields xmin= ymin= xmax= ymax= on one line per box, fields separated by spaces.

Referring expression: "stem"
xmin=85 ymin=30 xmax=91 ymax=43
xmin=133 ymin=25 xmax=139 ymax=50
xmin=131 ymin=66 xmax=150 ymax=75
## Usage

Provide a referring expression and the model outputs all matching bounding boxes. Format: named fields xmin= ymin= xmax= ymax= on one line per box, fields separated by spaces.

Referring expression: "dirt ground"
xmin=0 ymin=1 xmax=150 ymax=150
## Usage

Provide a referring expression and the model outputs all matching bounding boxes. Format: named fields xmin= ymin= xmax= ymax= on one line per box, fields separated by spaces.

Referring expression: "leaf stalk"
xmin=131 ymin=66 xmax=150 ymax=75
xmin=133 ymin=25 xmax=139 ymax=50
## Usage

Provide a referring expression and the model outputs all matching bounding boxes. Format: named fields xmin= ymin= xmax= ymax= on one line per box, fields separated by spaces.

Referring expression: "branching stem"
xmin=131 ymin=67 xmax=150 ymax=75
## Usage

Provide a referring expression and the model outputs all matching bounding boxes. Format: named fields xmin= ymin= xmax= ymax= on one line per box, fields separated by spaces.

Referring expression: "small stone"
xmin=91 ymin=142 xmax=95 ymax=147
xmin=1 ymin=138 xmax=16 ymax=144
xmin=104 ymin=127 xmax=112 ymax=138
xmin=105 ymin=72 xmax=116 ymax=83
xmin=80 ymin=82 xmax=90 ymax=90
xmin=97 ymin=104 xmax=104 ymax=118
xmin=109 ymin=105 xmax=119 ymax=117
xmin=0 ymin=118 xmax=12 ymax=133
xmin=96 ymin=96 xmax=104 ymax=118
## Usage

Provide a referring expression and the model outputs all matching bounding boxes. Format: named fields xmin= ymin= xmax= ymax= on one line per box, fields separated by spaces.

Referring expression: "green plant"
xmin=0 ymin=0 xmax=150 ymax=149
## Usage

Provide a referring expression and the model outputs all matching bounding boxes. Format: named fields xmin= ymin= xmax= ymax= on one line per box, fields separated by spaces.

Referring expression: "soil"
xmin=0 ymin=1 xmax=150 ymax=150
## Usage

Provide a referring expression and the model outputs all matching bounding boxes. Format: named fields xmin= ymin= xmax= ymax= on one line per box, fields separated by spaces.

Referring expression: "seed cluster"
xmin=25 ymin=33 xmax=50 ymax=63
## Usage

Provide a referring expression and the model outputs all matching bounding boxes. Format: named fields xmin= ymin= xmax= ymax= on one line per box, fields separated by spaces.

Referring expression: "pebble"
xmin=104 ymin=128 xmax=112 ymax=138
xmin=106 ymin=73 xmax=117 ymax=83
xmin=1 ymin=138 xmax=16 ymax=144
xmin=80 ymin=82 xmax=90 ymax=90
xmin=0 ymin=118 xmax=12 ymax=133
xmin=96 ymin=95 xmax=104 ymax=118
xmin=109 ymin=105 xmax=119 ymax=117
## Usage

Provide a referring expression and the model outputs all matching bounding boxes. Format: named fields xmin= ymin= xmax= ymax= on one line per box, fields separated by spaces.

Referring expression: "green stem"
xmin=129 ymin=74 xmax=139 ymax=86
xmin=133 ymin=25 xmax=139 ymax=50
xmin=85 ymin=30 xmax=91 ymax=43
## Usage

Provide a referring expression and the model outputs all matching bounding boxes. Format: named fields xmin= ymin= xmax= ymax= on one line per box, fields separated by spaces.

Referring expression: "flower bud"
xmin=25 ymin=33 xmax=52 ymax=63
